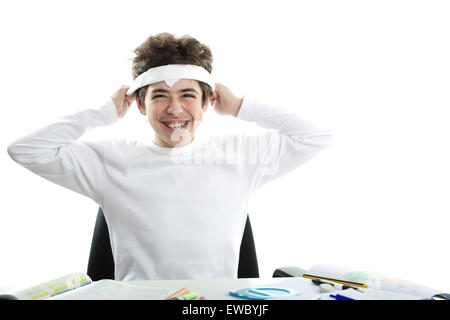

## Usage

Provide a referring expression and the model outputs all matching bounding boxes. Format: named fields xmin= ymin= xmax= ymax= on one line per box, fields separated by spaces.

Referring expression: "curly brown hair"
xmin=132 ymin=32 xmax=214 ymax=108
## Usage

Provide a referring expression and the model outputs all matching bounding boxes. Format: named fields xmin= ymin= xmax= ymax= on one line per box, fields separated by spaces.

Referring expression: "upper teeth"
xmin=167 ymin=122 xmax=187 ymax=129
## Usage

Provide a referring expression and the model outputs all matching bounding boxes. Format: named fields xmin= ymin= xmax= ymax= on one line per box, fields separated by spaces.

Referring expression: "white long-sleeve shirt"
xmin=7 ymin=96 xmax=332 ymax=281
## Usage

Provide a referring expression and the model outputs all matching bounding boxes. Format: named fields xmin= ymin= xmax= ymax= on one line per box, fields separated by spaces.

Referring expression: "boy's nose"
xmin=166 ymin=101 xmax=184 ymax=115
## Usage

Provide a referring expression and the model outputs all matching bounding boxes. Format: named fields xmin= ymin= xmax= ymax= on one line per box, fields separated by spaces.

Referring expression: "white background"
xmin=1 ymin=0 xmax=449 ymax=293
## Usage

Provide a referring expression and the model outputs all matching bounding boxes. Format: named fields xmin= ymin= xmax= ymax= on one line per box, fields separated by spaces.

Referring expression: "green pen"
xmin=168 ymin=292 xmax=199 ymax=300
xmin=183 ymin=292 xmax=199 ymax=300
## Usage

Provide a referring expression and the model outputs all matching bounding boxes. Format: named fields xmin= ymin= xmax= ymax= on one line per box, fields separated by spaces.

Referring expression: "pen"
xmin=309 ymin=277 xmax=365 ymax=293
xmin=183 ymin=292 xmax=199 ymax=300
xmin=342 ymin=285 xmax=364 ymax=293
xmin=329 ymin=293 xmax=354 ymax=300
xmin=168 ymin=292 xmax=199 ymax=300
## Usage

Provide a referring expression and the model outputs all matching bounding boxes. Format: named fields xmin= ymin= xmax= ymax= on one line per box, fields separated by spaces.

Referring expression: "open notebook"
xmin=297 ymin=264 xmax=444 ymax=300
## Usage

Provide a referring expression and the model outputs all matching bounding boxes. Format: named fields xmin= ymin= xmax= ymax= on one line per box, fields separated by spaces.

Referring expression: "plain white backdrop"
xmin=1 ymin=0 xmax=449 ymax=293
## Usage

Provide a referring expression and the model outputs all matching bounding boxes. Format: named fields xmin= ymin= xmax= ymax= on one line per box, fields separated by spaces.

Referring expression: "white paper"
xmin=50 ymin=280 xmax=173 ymax=300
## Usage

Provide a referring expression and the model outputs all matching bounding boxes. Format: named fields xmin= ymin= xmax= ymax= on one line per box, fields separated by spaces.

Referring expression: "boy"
xmin=7 ymin=33 xmax=332 ymax=281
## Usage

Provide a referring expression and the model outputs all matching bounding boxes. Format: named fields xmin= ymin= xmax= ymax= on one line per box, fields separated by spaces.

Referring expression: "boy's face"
xmin=137 ymin=79 xmax=210 ymax=148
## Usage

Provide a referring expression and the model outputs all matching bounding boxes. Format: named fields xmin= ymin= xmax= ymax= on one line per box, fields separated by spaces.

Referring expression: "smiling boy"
xmin=114 ymin=79 xmax=243 ymax=148
xmin=142 ymin=81 xmax=205 ymax=148
xmin=7 ymin=33 xmax=332 ymax=281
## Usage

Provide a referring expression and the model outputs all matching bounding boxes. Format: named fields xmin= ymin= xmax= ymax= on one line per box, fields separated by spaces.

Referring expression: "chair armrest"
xmin=273 ymin=266 xmax=307 ymax=278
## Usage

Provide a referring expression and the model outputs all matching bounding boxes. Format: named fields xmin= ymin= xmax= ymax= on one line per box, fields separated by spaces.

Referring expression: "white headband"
xmin=127 ymin=64 xmax=215 ymax=96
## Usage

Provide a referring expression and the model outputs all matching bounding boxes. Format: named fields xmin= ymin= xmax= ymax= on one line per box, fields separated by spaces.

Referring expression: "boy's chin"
xmin=157 ymin=134 xmax=194 ymax=148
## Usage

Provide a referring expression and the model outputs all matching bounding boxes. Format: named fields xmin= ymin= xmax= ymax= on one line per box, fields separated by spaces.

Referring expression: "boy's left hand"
xmin=211 ymin=83 xmax=243 ymax=117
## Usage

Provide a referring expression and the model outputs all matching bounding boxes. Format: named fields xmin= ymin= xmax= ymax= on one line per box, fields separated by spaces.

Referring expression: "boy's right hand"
xmin=111 ymin=86 xmax=136 ymax=118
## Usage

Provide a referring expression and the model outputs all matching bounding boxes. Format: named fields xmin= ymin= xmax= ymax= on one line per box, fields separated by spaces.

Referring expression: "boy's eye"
xmin=152 ymin=94 xmax=195 ymax=99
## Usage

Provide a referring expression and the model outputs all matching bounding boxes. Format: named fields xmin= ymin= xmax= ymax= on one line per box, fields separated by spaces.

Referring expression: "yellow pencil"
xmin=303 ymin=274 xmax=368 ymax=288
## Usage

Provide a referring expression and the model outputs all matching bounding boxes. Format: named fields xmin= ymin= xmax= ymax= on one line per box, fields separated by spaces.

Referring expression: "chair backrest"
xmin=87 ymin=207 xmax=259 ymax=281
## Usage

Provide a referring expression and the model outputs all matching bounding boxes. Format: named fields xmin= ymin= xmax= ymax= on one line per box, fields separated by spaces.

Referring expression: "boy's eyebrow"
xmin=151 ymin=88 xmax=199 ymax=94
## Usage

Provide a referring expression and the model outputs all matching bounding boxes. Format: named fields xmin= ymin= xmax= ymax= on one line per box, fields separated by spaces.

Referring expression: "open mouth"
xmin=161 ymin=120 xmax=190 ymax=131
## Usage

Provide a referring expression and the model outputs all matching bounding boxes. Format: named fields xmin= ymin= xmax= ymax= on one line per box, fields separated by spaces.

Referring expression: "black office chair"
xmin=87 ymin=207 xmax=260 ymax=281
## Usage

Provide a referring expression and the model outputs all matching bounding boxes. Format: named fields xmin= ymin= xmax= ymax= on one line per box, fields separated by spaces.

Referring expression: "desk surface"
xmin=51 ymin=277 xmax=319 ymax=300
xmin=51 ymin=276 xmax=433 ymax=300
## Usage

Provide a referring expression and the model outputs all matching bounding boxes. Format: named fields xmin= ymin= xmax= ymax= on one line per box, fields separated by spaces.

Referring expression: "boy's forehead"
xmin=127 ymin=64 xmax=214 ymax=96
xmin=149 ymin=79 xmax=200 ymax=91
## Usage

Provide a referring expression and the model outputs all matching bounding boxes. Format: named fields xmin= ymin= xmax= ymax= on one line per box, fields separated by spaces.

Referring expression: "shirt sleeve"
xmin=7 ymin=98 xmax=119 ymax=205
xmin=236 ymin=96 xmax=333 ymax=192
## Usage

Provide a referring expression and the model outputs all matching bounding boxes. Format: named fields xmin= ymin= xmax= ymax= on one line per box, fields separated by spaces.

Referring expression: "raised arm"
xmin=6 ymin=87 xmax=132 ymax=204
xmin=212 ymin=83 xmax=333 ymax=192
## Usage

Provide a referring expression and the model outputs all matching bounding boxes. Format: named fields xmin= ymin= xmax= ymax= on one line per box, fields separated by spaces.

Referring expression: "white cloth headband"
xmin=127 ymin=64 xmax=215 ymax=96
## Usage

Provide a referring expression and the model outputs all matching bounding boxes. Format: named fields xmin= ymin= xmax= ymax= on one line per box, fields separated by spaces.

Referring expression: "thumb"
xmin=126 ymin=92 xmax=136 ymax=105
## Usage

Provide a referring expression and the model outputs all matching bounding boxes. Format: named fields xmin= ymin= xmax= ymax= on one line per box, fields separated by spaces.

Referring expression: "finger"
xmin=126 ymin=97 xmax=134 ymax=107
xmin=126 ymin=93 xmax=135 ymax=102
xmin=119 ymin=85 xmax=130 ymax=95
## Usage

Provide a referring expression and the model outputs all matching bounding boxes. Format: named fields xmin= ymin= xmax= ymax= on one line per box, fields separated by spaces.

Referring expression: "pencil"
xmin=303 ymin=274 xmax=368 ymax=288
xmin=163 ymin=287 xmax=190 ymax=300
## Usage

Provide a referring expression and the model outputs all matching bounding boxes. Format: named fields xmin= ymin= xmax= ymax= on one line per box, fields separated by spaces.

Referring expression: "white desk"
xmin=51 ymin=277 xmax=319 ymax=300
xmin=50 ymin=276 xmax=430 ymax=300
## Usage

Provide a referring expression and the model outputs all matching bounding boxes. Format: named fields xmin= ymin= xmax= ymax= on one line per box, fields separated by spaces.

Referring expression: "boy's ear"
xmin=136 ymin=96 xmax=146 ymax=115
xmin=203 ymin=95 xmax=214 ymax=112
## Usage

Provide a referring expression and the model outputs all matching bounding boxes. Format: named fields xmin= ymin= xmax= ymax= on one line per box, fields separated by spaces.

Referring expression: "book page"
xmin=50 ymin=279 xmax=175 ymax=300
xmin=12 ymin=272 xmax=91 ymax=300
xmin=306 ymin=264 xmax=441 ymax=298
